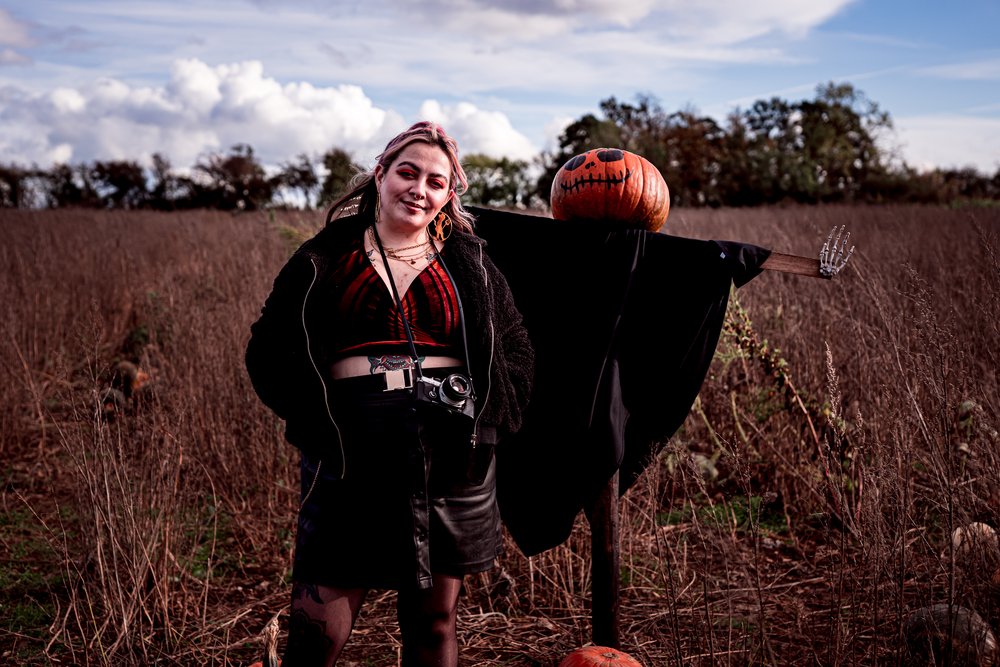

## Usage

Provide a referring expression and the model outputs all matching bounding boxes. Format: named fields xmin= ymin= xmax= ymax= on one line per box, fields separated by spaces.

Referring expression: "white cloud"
xmin=389 ymin=0 xmax=655 ymax=37
xmin=383 ymin=0 xmax=849 ymax=97
xmin=0 ymin=47 xmax=30 ymax=65
xmin=418 ymin=100 xmax=538 ymax=161
xmin=389 ymin=0 xmax=846 ymax=41
xmin=431 ymin=6 xmax=575 ymax=40
xmin=0 ymin=8 xmax=33 ymax=65
xmin=0 ymin=58 xmax=541 ymax=169
xmin=0 ymin=8 xmax=33 ymax=48
xmin=655 ymin=0 xmax=857 ymax=45
xmin=895 ymin=114 xmax=1000 ymax=174
xmin=542 ymin=115 xmax=575 ymax=152
xmin=167 ymin=59 xmax=223 ymax=115
xmin=382 ymin=0 xmax=852 ymax=46
xmin=0 ymin=59 xmax=396 ymax=168
xmin=49 ymin=143 xmax=73 ymax=165
xmin=919 ymin=59 xmax=1000 ymax=81
xmin=550 ymin=0 xmax=655 ymax=24
xmin=50 ymin=87 xmax=87 ymax=114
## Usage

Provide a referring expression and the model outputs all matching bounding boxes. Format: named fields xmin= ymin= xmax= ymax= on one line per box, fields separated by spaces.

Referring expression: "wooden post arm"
xmin=761 ymin=226 xmax=855 ymax=279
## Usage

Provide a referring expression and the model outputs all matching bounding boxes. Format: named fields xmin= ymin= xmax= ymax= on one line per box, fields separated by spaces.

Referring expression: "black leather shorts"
xmin=292 ymin=372 xmax=501 ymax=590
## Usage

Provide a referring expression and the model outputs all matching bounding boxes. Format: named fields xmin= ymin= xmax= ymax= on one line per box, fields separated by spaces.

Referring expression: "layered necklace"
xmin=367 ymin=225 xmax=434 ymax=266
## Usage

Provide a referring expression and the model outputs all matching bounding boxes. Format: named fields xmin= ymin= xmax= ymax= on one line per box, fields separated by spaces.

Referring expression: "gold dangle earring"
xmin=374 ymin=189 xmax=382 ymax=224
xmin=432 ymin=210 xmax=453 ymax=241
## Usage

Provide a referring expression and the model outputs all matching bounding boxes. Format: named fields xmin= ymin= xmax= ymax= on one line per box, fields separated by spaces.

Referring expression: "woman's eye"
xmin=429 ymin=180 xmax=445 ymax=189
xmin=398 ymin=170 xmax=415 ymax=178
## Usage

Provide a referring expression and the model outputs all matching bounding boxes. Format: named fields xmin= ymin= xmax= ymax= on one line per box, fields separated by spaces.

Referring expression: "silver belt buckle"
xmin=383 ymin=368 xmax=413 ymax=392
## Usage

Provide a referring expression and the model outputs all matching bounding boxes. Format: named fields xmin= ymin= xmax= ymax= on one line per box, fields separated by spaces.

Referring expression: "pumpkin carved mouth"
xmin=558 ymin=167 xmax=634 ymax=192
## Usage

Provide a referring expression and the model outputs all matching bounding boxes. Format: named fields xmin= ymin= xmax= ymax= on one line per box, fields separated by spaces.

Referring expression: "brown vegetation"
xmin=2 ymin=205 xmax=999 ymax=665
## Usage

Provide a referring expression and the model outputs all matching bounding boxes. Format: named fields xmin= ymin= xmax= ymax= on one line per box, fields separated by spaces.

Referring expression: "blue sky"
xmin=1 ymin=0 xmax=998 ymax=175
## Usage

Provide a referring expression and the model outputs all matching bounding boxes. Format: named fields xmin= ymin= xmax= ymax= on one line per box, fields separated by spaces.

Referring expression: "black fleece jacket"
xmin=245 ymin=214 xmax=534 ymax=471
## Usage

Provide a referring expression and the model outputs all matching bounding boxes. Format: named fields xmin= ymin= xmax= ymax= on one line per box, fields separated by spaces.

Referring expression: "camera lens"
xmin=440 ymin=374 xmax=471 ymax=406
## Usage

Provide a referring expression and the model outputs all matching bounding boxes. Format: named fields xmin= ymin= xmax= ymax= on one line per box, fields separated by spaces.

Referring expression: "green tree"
xmin=660 ymin=109 xmax=726 ymax=207
xmin=148 ymin=153 xmax=183 ymax=210
xmin=795 ymin=82 xmax=892 ymax=202
xmin=462 ymin=154 xmax=532 ymax=209
xmin=536 ymin=113 xmax=622 ymax=205
xmin=0 ymin=164 xmax=30 ymax=208
xmin=599 ymin=94 xmax=669 ymax=164
xmin=716 ymin=111 xmax=759 ymax=206
xmin=91 ymin=160 xmax=149 ymax=209
xmin=44 ymin=163 xmax=101 ymax=208
xmin=192 ymin=144 xmax=272 ymax=210
xmin=274 ymin=153 xmax=320 ymax=209
xmin=319 ymin=148 xmax=361 ymax=209
xmin=730 ymin=97 xmax=804 ymax=204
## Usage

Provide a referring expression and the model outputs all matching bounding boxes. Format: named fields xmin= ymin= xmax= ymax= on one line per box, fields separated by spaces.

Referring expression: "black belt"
xmin=333 ymin=367 xmax=465 ymax=394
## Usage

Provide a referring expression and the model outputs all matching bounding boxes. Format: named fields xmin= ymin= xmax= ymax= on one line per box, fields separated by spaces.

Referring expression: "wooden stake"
xmin=583 ymin=239 xmax=846 ymax=650
xmin=761 ymin=251 xmax=824 ymax=278
xmin=589 ymin=470 xmax=621 ymax=648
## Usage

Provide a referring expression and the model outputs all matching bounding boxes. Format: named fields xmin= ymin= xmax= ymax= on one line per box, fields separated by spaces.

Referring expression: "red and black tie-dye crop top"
xmin=328 ymin=232 xmax=461 ymax=360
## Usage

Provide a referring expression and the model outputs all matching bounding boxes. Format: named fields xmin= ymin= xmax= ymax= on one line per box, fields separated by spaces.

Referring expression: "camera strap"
xmin=370 ymin=224 xmax=476 ymax=398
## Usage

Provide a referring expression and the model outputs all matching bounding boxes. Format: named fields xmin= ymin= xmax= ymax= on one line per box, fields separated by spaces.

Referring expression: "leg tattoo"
xmin=292 ymin=581 xmax=325 ymax=605
xmin=284 ymin=583 xmax=367 ymax=665
xmin=284 ymin=608 xmax=333 ymax=665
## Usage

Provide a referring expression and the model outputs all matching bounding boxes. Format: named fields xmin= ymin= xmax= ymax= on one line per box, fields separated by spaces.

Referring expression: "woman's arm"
xmin=245 ymin=251 xmax=318 ymax=423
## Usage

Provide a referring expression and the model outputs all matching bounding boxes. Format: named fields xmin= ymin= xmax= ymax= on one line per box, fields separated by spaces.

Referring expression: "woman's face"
xmin=375 ymin=142 xmax=454 ymax=236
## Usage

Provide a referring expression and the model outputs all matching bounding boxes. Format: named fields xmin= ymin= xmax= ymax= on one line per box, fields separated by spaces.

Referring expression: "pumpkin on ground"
xmin=904 ymin=604 xmax=998 ymax=666
xmin=557 ymin=645 xmax=644 ymax=667
xmin=550 ymin=148 xmax=670 ymax=232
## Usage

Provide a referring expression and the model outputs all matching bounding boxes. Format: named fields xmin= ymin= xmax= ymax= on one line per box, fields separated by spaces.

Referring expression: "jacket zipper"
xmin=303 ymin=257 xmax=345 ymax=479
xmin=471 ymin=242 xmax=494 ymax=447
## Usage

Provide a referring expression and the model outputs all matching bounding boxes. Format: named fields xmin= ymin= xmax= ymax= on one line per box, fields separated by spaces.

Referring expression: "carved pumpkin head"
xmin=557 ymin=645 xmax=644 ymax=667
xmin=550 ymin=148 xmax=670 ymax=232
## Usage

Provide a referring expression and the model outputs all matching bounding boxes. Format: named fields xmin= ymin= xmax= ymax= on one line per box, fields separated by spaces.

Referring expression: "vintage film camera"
xmin=413 ymin=372 xmax=476 ymax=421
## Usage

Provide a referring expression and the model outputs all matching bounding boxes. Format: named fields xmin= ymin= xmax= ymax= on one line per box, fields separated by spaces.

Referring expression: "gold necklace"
xmin=386 ymin=247 xmax=431 ymax=265
xmin=368 ymin=226 xmax=432 ymax=265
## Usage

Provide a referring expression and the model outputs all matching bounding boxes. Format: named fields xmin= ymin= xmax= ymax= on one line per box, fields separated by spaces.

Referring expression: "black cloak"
xmin=469 ymin=207 xmax=770 ymax=556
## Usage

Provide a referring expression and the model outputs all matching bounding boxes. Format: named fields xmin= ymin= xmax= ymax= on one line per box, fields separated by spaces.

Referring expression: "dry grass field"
xmin=2 ymin=204 xmax=999 ymax=665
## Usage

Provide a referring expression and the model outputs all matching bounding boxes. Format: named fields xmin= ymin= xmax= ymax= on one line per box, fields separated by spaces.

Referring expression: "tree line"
xmin=1 ymin=83 xmax=997 ymax=211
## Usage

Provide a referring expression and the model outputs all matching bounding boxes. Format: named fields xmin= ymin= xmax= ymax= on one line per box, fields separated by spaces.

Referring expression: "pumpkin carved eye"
xmin=563 ymin=154 xmax=587 ymax=172
xmin=550 ymin=147 xmax=670 ymax=232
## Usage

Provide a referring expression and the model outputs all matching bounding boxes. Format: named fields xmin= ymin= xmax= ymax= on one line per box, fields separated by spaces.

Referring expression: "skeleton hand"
xmin=819 ymin=226 xmax=854 ymax=278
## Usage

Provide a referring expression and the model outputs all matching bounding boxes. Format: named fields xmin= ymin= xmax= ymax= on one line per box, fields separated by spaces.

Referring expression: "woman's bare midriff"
xmin=330 ymin=355 xmax=464 ymax=380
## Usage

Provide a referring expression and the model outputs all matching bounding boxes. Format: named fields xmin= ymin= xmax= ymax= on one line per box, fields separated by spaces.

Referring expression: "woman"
xmin=246 ymin=121 xmax=534 ymax=666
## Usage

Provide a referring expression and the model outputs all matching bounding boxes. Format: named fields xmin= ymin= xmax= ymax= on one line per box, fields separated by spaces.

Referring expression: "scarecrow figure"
xmin=467 ymin=147 xmax=855 ymax=647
